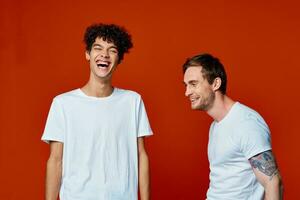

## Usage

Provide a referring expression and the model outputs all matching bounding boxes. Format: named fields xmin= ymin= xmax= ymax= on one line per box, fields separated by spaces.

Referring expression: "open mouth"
xmin=96 ymin=59 xmax=110 ymax=68
xmin=190 ymin=97 xmax=198 ymax=103
xmin=97 ymin=63 xmax=109 ymax=68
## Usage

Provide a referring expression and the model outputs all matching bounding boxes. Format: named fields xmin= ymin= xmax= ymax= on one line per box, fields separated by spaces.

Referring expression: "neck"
xmin=81 ymin=73 xmax=113 ymax=98
xmin=207 ymin=93 xmax=235 ymax=122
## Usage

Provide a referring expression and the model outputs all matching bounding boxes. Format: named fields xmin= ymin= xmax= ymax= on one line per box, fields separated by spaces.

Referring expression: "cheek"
xmin=113 ymin=54 xmax=119 ymax=62
xmin=88 ymin=52 xmax=97 ymax=61
xmin=195 ymin=87 xmax=204 ymax=94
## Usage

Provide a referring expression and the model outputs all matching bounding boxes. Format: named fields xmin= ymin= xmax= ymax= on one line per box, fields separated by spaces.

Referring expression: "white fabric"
xmin=42 ymin=88 xmax=153 ymax=200
xmin=207 ymin=102 xmax=271 ymax=200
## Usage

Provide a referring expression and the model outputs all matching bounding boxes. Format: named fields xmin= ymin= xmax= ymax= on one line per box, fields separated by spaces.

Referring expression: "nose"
xmin=185 ymin=86 xmax=191 ymax=97
xmin=100 ymin=49 xmax=109 ymax=58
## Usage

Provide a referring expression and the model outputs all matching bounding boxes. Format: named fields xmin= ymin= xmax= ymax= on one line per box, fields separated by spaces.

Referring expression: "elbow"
xmin=139 ymin=150 xmax=149 ymax=163
xmin=267 ymin=174 xmax=282 ymax=188
xmin=274 ymin=173 xmax=283 ymax=189
xmin=138 ymin=144 xmax=148 ymax=160
xmin=139 ymin=148 xmax=148 ymax=156
xmin=264 ymin=174 xmax=283 ymax=198
xmin=47 ymin=155 xmax=63 ymax=167
xmin=277 ymin=175 xmax=284 ymax=196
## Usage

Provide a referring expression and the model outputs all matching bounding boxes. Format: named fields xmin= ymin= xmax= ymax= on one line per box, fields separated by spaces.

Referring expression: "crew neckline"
xmin=77 ymin=87 xmax=118 ymax=100
xmin=215 ymin=102 xmax=240 ymax=126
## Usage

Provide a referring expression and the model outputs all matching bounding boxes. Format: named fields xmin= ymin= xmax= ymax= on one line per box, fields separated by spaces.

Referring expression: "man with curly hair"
xmin=42 ymin=23 xmax=152 ymax=200
xmin=183 ymin=53 xmax=282 ymax=199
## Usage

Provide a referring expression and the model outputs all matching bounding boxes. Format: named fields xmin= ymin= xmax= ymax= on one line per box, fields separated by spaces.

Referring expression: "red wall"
xmin=1 ymin=0 xmax=299 ymax=199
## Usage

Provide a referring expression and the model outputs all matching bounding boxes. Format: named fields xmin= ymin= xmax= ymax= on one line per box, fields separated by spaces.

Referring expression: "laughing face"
xmin=85 ymin=37 xmax=119 ymax=81
xmin=183 ymin=66 xmax=215 ymax=111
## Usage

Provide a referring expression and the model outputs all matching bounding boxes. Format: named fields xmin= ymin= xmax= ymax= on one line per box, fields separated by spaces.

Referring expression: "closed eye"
xmin=189 ymin=80 xmax=198 ymax=87
xmin=93 ymin=47 xmax=102 ymax=51
xmin=109 ymin=48 xmax=118 ymax=54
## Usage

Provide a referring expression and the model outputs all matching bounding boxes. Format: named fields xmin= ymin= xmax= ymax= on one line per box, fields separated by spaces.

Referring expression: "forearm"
xmin=139 ymin=152 xmax=150 ymax=200
xmin=45 ymin=158 xmax=62 ymax=200
xmin=264 ymin=174 xmax=283 ymax=200
xmin=249 ymin=150 xmax=283 ymax=200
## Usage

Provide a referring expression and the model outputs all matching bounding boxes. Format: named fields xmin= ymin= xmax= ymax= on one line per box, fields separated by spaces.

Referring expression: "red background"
xmin=1 ymin=0 xmax=299 ymax=199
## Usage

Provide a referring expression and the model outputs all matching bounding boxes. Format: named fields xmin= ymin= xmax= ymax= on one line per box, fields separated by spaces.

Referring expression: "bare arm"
xmin=249 ymin=150 xmax=283 ymax=200
xmin=138 ymin=137 xmax=150 ymax=200
xmin=45 ymin=141 xmax=63 ymax=200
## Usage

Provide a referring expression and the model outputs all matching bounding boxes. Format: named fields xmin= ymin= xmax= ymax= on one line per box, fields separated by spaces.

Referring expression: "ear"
xmin=212 ymin=77 xmax=222 ymax=91
xmin=85 ymin=51 xmax=90 ymax=61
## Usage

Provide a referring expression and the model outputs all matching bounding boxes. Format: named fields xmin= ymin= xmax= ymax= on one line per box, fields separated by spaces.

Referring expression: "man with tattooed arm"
xmin=182 ymin=53 xmax=282 ymax=199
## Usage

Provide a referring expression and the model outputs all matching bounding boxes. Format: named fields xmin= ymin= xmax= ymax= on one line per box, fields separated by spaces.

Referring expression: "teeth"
xmin=96 ymin=59 xmax=110 ymax=68
xmin=190 ymin=98 xmax=198 ymax=103
xmin=97 ymin=63 xmax=108 ymax=67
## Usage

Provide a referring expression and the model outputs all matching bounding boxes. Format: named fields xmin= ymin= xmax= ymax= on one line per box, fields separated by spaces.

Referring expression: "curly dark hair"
xmin=84 ymin=23 xmax=133 ymax=63
xmin=183 ymin=53 xmax=227 ymax=94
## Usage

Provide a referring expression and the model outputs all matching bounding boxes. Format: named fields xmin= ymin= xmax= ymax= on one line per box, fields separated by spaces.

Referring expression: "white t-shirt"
xmin=207 ymin=102 xmax=271 ymax=200
xmin=42 ymin=88 xmax=153 ymax=200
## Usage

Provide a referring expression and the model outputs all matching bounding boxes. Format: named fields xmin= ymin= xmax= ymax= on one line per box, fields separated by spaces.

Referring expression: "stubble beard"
xmin=194 ymin=91 xmax=215 ymax=111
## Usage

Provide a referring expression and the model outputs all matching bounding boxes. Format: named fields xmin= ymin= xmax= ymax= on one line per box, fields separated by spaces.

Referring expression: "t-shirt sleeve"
xmin=136 ymin=96 xmax=153 ymax=137
xmin=238 ymin=118 xmax=272 ymax=159
xmin=41 ymin=98 xmax=65 ymax=143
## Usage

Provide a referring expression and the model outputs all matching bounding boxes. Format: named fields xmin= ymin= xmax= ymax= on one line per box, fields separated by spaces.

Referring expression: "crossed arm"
xmin=249 ymin=150 xmax=283 ymax=200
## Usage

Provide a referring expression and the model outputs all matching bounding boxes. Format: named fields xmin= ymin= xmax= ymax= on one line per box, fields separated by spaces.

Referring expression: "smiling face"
xmin=85 ymin=37 xmax=119 ymax=81
xmin=184 ymin=66 xmax=216 ymax=111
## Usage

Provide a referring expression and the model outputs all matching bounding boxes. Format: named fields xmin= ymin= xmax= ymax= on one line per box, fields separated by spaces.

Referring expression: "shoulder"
xmin=52 ymin=89 xmax=81 ymax=103
xmin=115 ymin=88 xmax=142 ymax=100
xmin=229 ymin=102 xmax=270 ymax=139
xmin=234 ymin=102 xmax=267 ymax=125
xmin=233 ymin=103 xmax=270 ymax=139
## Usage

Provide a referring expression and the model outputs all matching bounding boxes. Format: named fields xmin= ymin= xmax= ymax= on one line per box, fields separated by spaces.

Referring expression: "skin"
xmin=138 ymin=137 xmax=150 ymax=200
xmin=249 ymin=151 xmax=283 ymax=200
xmin=82 ymin=37 xmax=119 ymax=97
xmin=184 ymin=66 xmax=216 ymax=111
xmin=45 ymin=141 xmax=63 ymax=200
xmin=46 ymin=37 xmax=150 ymax=200
xmin=184 ymin=66 xmax=282 ymax=199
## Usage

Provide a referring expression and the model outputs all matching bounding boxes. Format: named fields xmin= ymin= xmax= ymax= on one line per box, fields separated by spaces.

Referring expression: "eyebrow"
xmin=190 ymin=80 xmax=198 ymax=83
xmin=183 ymin=80 xmax=198 ymax=85
xmin=92 ymin=44 xmax=118 ymax=49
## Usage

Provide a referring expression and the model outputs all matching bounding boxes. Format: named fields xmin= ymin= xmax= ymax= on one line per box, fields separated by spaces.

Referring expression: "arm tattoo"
xmin=249 ymin=150 xmax=278 ymax=180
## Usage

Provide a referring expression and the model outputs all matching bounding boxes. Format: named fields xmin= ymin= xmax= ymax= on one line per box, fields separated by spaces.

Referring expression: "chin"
xmin=95 ymin=70 xmax=112 ymax=78
xmin=191 ymin=104 xmax=200 ymax=110
xmin=191 ymin=104 xmax=207 ymax=111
